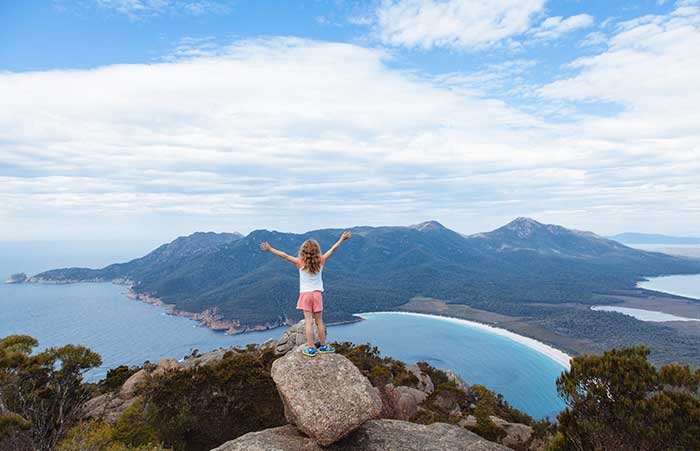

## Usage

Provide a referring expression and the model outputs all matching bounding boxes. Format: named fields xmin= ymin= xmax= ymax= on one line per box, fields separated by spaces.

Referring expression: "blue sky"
xmin=1 ymin=0 xmax=699 ymax=244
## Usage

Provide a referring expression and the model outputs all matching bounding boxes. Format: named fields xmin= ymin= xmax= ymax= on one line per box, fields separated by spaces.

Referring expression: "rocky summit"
xmin=274 ymin=320 xmax=325 ymax=356
xmin=270 ymin=346 xmax=383 ymax=446
xmin=213 ymin=322 xmax=514 ymax=450
xmin=80 ymin=320 xmax=535 ymax=450
xmin=212 ymin=420 xmax=509 ymax=451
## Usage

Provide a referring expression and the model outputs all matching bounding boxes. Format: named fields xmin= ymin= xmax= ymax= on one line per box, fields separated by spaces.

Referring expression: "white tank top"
xmin=299 ymin=266 xmax=324 ymax=292
xmin=297 ymin=257 xmax=325 ymax=292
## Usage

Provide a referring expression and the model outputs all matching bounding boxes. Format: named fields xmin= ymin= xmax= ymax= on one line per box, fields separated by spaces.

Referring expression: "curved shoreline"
xmin=356 ymin=311 xmax=572 ymax=369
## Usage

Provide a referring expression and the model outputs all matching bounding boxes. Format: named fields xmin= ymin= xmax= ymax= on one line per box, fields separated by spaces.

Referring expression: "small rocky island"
xmin=4 ymin=273 xmax=28 ymax=284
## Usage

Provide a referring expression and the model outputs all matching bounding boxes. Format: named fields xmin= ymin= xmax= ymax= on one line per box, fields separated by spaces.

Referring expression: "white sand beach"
xmin=357 ymin=311 xmax=572 ymax=370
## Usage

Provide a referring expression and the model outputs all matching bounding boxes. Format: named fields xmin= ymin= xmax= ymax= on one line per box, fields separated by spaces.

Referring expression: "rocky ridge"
xmin=83 ymin=321 xmax=537 ymax=450
xmin=212 ymin=420 xmax=509 ymax=451
xmin=221 ymin=342 xmax=510 ymax=451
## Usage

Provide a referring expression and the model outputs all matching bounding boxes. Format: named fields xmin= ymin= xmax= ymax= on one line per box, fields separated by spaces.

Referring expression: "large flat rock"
xmin=212 ymin=419 xmax=510 ymax=451
xmin=270 ymin=347 xmax=382 ymax=446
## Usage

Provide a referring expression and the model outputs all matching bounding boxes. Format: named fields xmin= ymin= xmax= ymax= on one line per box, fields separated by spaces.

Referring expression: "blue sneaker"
xmin=302 ymin=347 xmax=317 ymax=357
xmin=318 ymin=345 xmax=335 ymax=354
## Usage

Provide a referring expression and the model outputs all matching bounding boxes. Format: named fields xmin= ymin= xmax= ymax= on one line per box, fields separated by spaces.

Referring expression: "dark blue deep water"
xmin=0 ymin=282 xmax=567 ymax=419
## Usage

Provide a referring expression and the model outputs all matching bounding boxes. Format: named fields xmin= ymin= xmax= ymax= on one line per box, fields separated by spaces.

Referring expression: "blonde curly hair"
xmin=298 ymin=239 xmax=322 ymax=274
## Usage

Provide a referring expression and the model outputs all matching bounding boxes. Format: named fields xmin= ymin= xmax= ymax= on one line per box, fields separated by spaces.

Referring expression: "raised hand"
xmin=260 ymin=241 xmax=271 ymax=251
xmin=341 ymin=231 xmax=352 ymax=241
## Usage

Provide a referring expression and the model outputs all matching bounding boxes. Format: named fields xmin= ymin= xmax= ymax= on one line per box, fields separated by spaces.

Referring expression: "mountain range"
xmin=25 ymin=218 xmax=700 ymax=365
xmin=609 ymin=232 xmax=700 ymax=245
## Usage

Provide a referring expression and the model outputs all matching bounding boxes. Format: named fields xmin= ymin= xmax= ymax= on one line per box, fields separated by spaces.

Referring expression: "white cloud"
xmin=433 ymin=59 xmax=538 ymax=96
xmin=578 ymin=31 xmax=607 ymax=48
xmin=348 ymin=15 xmax=374 ymax=26
xmin=2 ymin=12 xmax=700 ymax=242
xmin=375 ymin=0 xmax=546 ymax=50
xmin=538 ymin=5 xmax=700 ymax=139
xmin=92 ymin=0 xmax=231 ymax=18
xmin=529 ymin=14 xmax=594 ymax=41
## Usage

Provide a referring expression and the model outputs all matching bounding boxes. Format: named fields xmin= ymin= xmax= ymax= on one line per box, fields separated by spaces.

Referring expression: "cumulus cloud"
xmin=538 ymin=4 xmax=700 ymax=138
xmin=2 ymin=7 xmax=700 ymax=241
xmin=375 ymin=0 xmax=546 ymax=50
xmin=529 ymin=14 xmax=594 ymax=41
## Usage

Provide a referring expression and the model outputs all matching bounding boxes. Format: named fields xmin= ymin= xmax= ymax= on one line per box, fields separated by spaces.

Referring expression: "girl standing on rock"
xmin=260 ymin=231 xmax=352 ymax=357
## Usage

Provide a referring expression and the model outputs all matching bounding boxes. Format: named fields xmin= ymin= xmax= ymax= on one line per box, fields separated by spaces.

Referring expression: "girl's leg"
xmin=303 ymin=310 xmax=315 ymax=348
xmin=313 ymin=312 xmax=326 ymax=346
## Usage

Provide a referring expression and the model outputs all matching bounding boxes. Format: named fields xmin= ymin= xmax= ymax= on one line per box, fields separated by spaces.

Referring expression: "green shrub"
xmin=543 ymin=432 xmax=567 ymax=451
xmin=333 ymin=342 xmax=420 ymax=389
xmin=0 ymin=335 xmax=101 ymax=451
xmin=99 ymin=365 xmax=139 ymax=394
xmin=391 ymin=363 xmax=419 ymax=387
xmin=556 ymin=345 xmax=700 ymax=451
xmin=58 ymin=420 xmax=115 ymax=451
xmin=466 ymin=419 xmax=507 ymax=443
xmin=463 ymin=384 xmax=507 ymax=442
xmin=369 ymin=365 xmax=393 ymax=386
xmin=57 ymin=420 xmax=169 ymax=451
xmin=416 ymin=361 xmax=450 ymax=387
xmin=140 ymin=348 xmax=285 ymax=451
xmin=0 ymin=412 xmax=30 ymax=440
xmin=113 ymin=399 xmax=159 ymax=447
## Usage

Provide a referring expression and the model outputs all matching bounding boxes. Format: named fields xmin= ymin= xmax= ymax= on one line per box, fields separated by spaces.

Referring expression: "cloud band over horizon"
xmin=1 ymin=1 xmax=699 ymax=242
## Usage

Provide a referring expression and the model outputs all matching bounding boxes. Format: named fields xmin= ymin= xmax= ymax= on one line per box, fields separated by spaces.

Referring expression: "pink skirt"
xmin=296 ymin=290 xmax=323 ymax=313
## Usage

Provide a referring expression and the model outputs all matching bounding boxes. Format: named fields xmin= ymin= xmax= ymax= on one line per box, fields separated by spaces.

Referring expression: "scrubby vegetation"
xmin=0 ymin=336 xmax=285 ymax=451
xmin=57 ymin=418 xmax=167 ymax=451
xmin=332 ymin=342 xmax=419 ymax=387
xmin=2 ymin=334 xmax=699 ymax=451
xmin=0 ymin=335 xmax=101 ymax=451
xmin=333 ymin=341 xmax=539 ymax=443
xmin=138 ymin=348 xmax=285 ymax=451
xmin=551 ymin=345 xmax=700 ymax=451
xmin=98 ymin=365 xmax=140 ymax=394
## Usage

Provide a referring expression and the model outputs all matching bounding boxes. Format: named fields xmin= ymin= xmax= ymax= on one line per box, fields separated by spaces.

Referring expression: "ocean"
xmin=0 ymin=281 xmax=567 ymax=419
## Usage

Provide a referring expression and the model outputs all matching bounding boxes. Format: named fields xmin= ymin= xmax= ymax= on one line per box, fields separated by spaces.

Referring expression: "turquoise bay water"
xmin=638 ymin=274 xmax=700 ymax=300
xmin=331 ymin=313 xmax=567 ymax=418
xmin=0 ymin=282 xmax=566 ymax=419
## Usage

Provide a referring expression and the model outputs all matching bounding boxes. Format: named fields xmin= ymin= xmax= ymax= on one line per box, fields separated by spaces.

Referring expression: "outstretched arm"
xmin=260 ymin=242 xmax=298 ymax=264
xmin=323 ymin=231 xmax=352 ymax=261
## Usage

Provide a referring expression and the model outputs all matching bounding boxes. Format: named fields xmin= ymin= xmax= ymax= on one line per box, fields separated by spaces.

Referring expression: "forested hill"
xmin=28 ymin=218 xmax=700 ymax=333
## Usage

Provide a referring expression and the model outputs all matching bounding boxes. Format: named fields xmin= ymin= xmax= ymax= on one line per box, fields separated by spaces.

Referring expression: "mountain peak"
xmin=501 ymin=217 xmax=544 ymax=238
xmin=410 ymin=220 xmax=447 ymax=232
